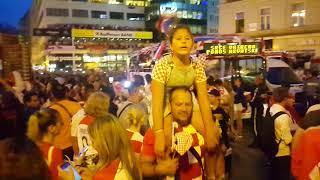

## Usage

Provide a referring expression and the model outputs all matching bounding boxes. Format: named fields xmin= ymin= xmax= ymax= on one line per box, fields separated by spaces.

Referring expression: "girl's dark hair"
xmin=168 ymin=24 xmax=193 ymax=43
xmin=27 ymin=108 xmax=60 ymax=141
xmin=0 ymin=137 xmax=51 ymax=179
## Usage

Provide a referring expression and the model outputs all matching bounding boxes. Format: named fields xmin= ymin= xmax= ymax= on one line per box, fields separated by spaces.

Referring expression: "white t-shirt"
xmin=71 ymin=109 xmax=86 ymax=137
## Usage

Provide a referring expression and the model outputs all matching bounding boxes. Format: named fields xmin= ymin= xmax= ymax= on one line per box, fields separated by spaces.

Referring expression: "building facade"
xmin=219 ymin=0 xmax=320 ymax=56
xmin=27 ymin=0 xmax=152 ymax=73
xmin=32 ymin=0 xmax=147 ymax=30
xmin=207 ymin=0 xmax=220 ymax=34
xmin=145 ymin=0 xmax=208 ymax=35
xmin=0 ymin=34 xmax=31 ymax=80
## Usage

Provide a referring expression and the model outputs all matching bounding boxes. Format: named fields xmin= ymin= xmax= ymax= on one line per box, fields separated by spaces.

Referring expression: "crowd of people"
xmin=0 ymin=25 xmax=319 ymax=180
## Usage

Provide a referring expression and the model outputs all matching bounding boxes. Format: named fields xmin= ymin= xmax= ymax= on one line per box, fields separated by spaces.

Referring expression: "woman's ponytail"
xmin=27 ymin=115 xmax=41 ymax=142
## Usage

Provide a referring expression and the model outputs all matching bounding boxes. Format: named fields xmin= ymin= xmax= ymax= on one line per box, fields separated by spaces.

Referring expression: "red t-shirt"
xmin=94 ymin=160 xmax=120 ymax=180
xmin=39 ymin=142 xmax=63 ymax=180
xmin=292 ymin=128 xmax=320 ymax=180
xmin=141 ymin=128 xmax=204 ymax=180
xmin=94 ymin=159 xmax=131 ymax=180
xmin=126 ymin=129 xmax=144 ymax=155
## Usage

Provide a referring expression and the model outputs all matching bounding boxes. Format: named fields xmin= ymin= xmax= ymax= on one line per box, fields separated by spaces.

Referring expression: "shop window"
xmin=46 ymin=8 xmax=69 ymax=17
xmin=72 ymin=9 xmax=89 ymax=17
xmin=127 ymin=13 xmax=145 ymax=21
xmin=260 ymin=8 xmax=271 ymax=30
xmin=110 ymin=12 xmax=124 ymax=20
xmin=235 ymin=12 xmax=244 ymax=33
xmin=91 ymin=11 xmax=107 ymax=19
xmin=291 ymin=3 xmax=305 ymax=27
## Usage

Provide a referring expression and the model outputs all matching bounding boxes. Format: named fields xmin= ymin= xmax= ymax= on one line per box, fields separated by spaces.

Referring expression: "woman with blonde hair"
xmin=75 ymin=92 xmax=110 ymax=156
xmin=67 ymin=114 xmax=141 ymax=180
xmin=123 ymin=105 xmax=146 ymax=157
xmin=27 ymin=108 xmax=63 ymax=180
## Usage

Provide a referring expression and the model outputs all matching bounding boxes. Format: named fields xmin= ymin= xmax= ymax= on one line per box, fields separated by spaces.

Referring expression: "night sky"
xmin=0 ymin=0 xmax=32 ymax=27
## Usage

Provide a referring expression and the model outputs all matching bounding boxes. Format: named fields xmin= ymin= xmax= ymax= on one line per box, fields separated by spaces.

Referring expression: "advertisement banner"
xmin=72 ymin=29 xmax=153 ymax=39
xmin=33 ymin=29 xmax=71 ymax=37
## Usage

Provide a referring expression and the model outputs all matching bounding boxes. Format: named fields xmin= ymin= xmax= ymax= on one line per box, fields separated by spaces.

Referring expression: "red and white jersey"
xmin=142 ymin=124 xmax=205 ymax=180
xmin=76 ymin=115 xmax=94 ymax=151
xmin=126 ymin=129 xmax=144 ymax=156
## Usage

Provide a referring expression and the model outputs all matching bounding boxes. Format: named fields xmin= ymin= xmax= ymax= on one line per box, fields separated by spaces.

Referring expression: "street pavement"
xmin=230 ymin=120 xmax=271 ymax=180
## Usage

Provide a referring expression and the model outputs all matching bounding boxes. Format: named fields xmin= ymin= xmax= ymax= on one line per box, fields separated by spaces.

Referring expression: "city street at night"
xmin=0 ymin=0 xmax=320 ymax=180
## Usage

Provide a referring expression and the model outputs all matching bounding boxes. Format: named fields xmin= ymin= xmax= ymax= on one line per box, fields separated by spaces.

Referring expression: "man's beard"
xmin=175 ymin=117 xmax=192 ymax=127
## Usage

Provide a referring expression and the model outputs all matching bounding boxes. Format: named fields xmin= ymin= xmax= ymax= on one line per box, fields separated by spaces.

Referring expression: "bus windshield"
xmin=206 ymin=56 xmax=265 ymax=84
xmin=267 ymin=67 xmax=302 ymax=85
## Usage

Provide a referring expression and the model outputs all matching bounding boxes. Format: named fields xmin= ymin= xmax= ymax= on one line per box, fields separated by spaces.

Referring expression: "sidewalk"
xmin=230 ymin=119 xmax=271 ymax=180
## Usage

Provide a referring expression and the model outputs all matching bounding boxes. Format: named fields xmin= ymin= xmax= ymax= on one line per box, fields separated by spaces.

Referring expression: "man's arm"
xmin=140 ymin=155 xmax=157 ymax=177
xmin=140 ymin=155 xmax=178 ymax=177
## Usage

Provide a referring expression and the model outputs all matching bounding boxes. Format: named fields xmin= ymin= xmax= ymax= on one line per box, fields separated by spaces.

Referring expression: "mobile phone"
xmin=60 ymin=162 xmax=82 ymax=180
xmin=61 ymin=161 xmax=71 ymax=170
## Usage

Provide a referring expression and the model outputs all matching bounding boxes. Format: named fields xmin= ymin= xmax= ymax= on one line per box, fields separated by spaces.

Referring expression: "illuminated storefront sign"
xmin=33 ymin=29 xmax=71 ymax=37
xmin=47 ymin=56 xmax=82 ymax=61
xmin=204 ymin=43 xmax=260 ymax=56
xmin=72 ymin=29 xmax=153 ymax=39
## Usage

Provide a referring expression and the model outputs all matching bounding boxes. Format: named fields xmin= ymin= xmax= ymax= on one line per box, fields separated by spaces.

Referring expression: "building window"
xmin=235 ymin=12 xmax=244 ymax=33
xmin=46 ymin=8 xmax=69 ymax=17
xmin=110 ymin=12 xmax=124 ymax=20
xmin=72 ymin=9 xmax=88 ymax=17
xmin=127 ymin=13 xmax=145 ymax=21
xmin=210 ymin=28 xmax=218 ymax=33
xmin=108 ymin=0 xmax=123 ymax=4
xmin=291 ymin=3 xmax=305 ymax=27
xmin=210 ymin=15 xmax=214 ymax=21
xmin=91 ymin=11 xmax=107 ymax=19
xmin=91 ymin=0 xmax=108 ymax=3
xmin=260 ymin=8 xmax=271 ymax=30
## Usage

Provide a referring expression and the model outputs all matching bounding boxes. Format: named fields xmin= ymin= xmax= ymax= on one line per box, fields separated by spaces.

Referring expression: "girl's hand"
xmin=75 ymin=167 xmax=95 ymax=180
xmin=58 ymin=165 xmax=74 ymax=180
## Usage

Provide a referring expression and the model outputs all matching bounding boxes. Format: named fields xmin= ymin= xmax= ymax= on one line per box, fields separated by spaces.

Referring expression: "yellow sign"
xmin=72 ymin=29 xmax=153 ymax=39
xmin=205 ymin=43 xmax=260 ymax=56
xmin=72 ymin=29 xmax=95 ymax=38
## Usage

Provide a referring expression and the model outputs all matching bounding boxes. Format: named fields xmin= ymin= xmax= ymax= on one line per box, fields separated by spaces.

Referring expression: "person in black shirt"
xmin=249 ymin=76 xmax=268 ymax=148
xmin=208 ymin=89 xmax=232 ymax=179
